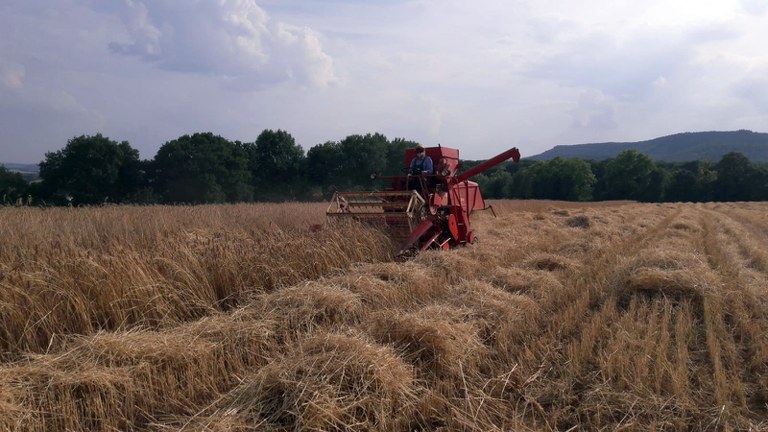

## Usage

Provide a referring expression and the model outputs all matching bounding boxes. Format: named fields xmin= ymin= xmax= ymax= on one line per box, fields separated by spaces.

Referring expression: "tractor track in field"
xmin=706 ymin=204 xmax=768 ymax=281
xmin=539 ymin=204 xmax=683 ymax=338
xmin=501 ymin=204 xmax=688 ymax=425
xmin=518 ymin=203 xmax=768 ymax=428
xmin=698 ymin=205 xmax=768 ymax=414
xmin=701 ymin=205 xmax=768 ymax=315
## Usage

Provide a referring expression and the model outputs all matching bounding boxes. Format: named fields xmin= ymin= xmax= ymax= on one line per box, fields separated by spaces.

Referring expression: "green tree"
xmin=153 ymin=132 xmax=252 ymax=203
xmin=306 ymin=133 xmax=391 ymax=195
xmin=124 ymin=159 xmax=159 ymax=204
xmin=590 ymin=160 xmax=609 ymax=200
xmin=713 ymin=152 xmax=757 ymax=201
xmin=663 ymin=161 xmax=714 ymax=202
xmin=0 ymin=166 xmax=27 ymax=204
xmin=666 ymin=169 xmax=698 ymax=202
xmin=38 ymin=134 xmax=140 ymax=205
xmin=752 ymin=165 xmax=768 ymax=200
xmin=502 ymin=160 xmax=536 ymax=199
xmin=481 ymin=170 xmax=514 ymax=199
xmin=505 ymin=159 xmax=596 ymax=201
xmin=696 ymin=163 xmax=717 ymax=202
xmin=527 ymin=158 xmax=596 ymax=201
xmin=243 ymin=129 xmax=306 ymax=201
xmin=506 ymin=169 xmax=531 ymax=199
xmin=639 ymin=167 xmax=670 ymax=202
xmin=338 ymin=133 xmax=389 ymax=188
xmin=306 ymin=141 xmax=345 ymax=197
xmin=385 ymin=138 xmax=419 ymax=175
xmin=602 ymin=150 xmax=657 ymax=201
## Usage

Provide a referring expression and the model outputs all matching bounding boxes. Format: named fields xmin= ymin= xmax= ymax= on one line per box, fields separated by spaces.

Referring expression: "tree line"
xmin=1 ymin=130 xmax=765 ymax=205
xmin=472 ymin=149 xmax=766 ymax=202
xmin=2 ymin=131 xmax=418 ymax=205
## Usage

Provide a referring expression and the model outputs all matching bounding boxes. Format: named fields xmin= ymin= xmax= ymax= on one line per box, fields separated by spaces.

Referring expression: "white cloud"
xmin=571 ymin=90 xmax=618 ymax=130
xmin=732 ymin=73 xmax=768 ymax=111
xmin=739 ymin=0 xmax=768 ymax=15
xmin=1 ymin=0 xmax=768 ymax=163
xmin=105 ymin=0 xmax=337 ymax=88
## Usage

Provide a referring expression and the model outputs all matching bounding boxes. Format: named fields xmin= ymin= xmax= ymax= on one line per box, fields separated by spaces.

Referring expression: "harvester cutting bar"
xmin=326 ymin=190 xmax=427 ymax=240
xmin=329 ymin=212 xmax=411 ymax=217
xmin=327 ymin=191 xmax=425 ymax=214
xmin=331 ymin=191 xmax=416 ymax=197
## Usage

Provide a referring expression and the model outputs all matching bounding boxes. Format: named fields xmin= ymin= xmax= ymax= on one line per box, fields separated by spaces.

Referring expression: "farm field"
xmin=0 ymin=200 xmax=767 ymax=431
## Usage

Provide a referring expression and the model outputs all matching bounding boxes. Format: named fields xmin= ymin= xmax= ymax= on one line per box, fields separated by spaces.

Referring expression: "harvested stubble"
xmin=332 ymin=261 xmax=449 ymax=312
xmin=614 ymin=248 xmax=719 ymax=306
xmin=254 ymin=282 xmax=366 ymax=341
xmin=2 ymin=200 xmax=768 ymax=431
xmin=488 ymin=199 xmax=635 ymax=214
xmin=195 ymin=332 xmax=418 ymax=431
xmin=0 ymin=314 xmax=280 ymax=430
xmin=417 ymin=250 xmax=487 ymax=285
xmin=367 ymin=305 xmax=487 ymax=381
xmin=481 ymin=266 xmax=565 ymax=300
xmin=564 ymin=214 xmax=591 ymax=228
xmin=523 ymin=252 xmax=579 ymax=272
xmin=445 ymin=280 xmax=538 ymax=351
xmin=622 ymin=267 xmax=715 ymax=301
xmin=1 ymin=362 xmax=135 ymax=431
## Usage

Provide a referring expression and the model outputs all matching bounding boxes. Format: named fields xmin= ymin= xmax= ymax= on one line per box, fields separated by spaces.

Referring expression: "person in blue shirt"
xmin=409 ymin=144 xmax=433 ymax=175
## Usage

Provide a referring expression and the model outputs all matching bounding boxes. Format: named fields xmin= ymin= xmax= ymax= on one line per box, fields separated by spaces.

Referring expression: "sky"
xmin=1 ymin=0 xmax=767 ymax=163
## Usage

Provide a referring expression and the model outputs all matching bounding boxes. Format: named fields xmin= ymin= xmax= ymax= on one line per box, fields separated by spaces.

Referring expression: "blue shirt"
xmin=410 ymin=155 xmax=433 ymax=174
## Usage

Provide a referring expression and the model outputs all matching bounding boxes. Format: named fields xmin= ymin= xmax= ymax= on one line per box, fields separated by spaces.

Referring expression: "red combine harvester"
xmin=327 ymin=145 xmax=521 ymax=258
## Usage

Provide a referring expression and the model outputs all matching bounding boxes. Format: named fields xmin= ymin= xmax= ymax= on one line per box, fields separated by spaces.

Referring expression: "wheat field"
xmin=0 ymin=200 xmax=767 ymax=431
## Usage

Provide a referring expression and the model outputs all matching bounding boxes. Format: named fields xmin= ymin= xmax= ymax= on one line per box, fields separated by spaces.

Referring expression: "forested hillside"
xmin=528 ymin=130 xmax=768 ymax=162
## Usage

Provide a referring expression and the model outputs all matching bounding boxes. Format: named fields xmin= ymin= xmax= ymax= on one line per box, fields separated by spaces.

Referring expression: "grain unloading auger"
xmin=327 ymin=145 xmax=521 ymax=258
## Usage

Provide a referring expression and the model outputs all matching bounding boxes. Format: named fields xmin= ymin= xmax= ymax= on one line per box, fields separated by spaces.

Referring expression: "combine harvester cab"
xmin=327 ymin=145 xmax=521 ymax=258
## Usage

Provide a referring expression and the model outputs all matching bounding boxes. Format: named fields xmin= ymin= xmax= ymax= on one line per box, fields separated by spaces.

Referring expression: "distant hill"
xmin=1 ymin=162 xmax=39 ymax=173
xmin=527 ymin=130 xmax=768 ymax=163
xmin=1 ymin=163 xmax=40 ymax=182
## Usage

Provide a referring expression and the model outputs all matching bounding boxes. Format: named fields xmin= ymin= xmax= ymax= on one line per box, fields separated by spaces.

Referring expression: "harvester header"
xmin=327 ymin=145 xmax=521 ymax=257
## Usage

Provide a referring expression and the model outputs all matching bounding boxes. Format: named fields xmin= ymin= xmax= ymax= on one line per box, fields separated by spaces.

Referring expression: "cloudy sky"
xmin=1 ymin=0 xmax=767 ymax=163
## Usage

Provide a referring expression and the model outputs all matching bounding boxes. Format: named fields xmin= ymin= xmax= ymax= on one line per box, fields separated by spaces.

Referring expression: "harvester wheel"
xmin=465 ymin=230 xmax=478 ymax=245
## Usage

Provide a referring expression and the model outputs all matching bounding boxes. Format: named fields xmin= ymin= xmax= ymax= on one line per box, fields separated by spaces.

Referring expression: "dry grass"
xmin=193 ymin=332 xmax=419 ymax=431
xmin=1 ymin=200 xmax=768 ymax=431
xmin=0 ymin=204 xmax=393 ymax=357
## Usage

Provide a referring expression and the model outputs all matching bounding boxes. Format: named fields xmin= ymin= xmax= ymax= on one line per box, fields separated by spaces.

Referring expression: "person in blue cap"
xmin=409 ymin=144 xmax=433 ymax=175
